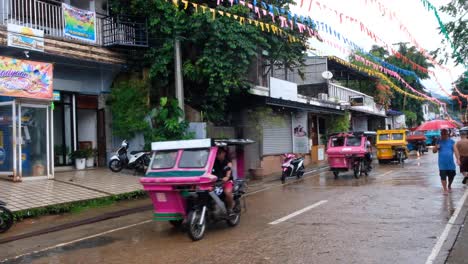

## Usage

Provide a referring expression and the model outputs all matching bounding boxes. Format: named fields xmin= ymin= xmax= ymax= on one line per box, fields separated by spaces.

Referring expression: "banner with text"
xmin=7 ymin=24 xmax=44 ymax=52
xmin=62 ymin=3 xmax=96 ymax=42
xmin=0 ymin=56 xmax=53 ymax=100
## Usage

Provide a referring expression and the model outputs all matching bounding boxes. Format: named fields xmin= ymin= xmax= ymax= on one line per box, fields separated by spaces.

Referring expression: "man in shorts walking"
xmin=433 ymin=129 xmax=457 ymax=194
xmin=455 ymin=129 xmax=468 ymax=184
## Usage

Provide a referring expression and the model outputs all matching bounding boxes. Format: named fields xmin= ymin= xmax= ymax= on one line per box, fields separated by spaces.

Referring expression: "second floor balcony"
xmin=0 ymin=0 xmax=148 ymax=53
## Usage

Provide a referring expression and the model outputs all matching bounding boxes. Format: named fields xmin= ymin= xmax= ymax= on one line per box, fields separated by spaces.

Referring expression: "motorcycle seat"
xmin=130 ymin=151 xmax=145 ymax=155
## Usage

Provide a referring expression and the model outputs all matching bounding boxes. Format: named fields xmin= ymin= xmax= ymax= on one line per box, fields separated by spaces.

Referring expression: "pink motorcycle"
xmin=140 ymin=138 xmax=253 ymax=241
xmin=281 ymin=153 xmax=305 ymax=184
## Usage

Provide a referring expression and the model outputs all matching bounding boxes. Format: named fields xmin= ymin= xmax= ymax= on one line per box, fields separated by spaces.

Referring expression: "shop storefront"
xmin=0 ymin=56 xmax=54 ymax=181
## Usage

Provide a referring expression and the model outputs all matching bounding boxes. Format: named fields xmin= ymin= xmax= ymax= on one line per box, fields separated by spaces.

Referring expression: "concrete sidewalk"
xmin=0 ymin=169 xmax=142 ymax=212
xmin=445 ymin=205 xmax=468 ymax=264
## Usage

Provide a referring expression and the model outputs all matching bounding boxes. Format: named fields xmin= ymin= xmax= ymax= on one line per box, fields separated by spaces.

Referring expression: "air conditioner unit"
xmin=318 ymin=93 xmax=328 ymax=101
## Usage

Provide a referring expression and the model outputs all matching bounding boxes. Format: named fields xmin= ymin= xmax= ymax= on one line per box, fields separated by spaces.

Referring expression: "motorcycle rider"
xmin=212 ymin=147 xmax=234 ymax=215
xmin=365 ymin=136 xmax=373 ymax=169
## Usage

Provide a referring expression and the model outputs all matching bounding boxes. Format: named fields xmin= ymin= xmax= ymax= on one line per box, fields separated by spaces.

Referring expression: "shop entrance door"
xmin=0 ymin=101 xmax=16 ymax=180
xmin=18 ymin=104 xmax=51 ymax=179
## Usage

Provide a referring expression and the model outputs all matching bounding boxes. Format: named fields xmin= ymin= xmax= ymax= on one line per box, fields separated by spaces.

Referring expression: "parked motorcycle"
xmin=108 ymin=140 xmax=150 ymax=173
xmin=281 ymin=153 xmax=305 ymax=184
xmin=0 ymin=200 xmax=13 ymax=233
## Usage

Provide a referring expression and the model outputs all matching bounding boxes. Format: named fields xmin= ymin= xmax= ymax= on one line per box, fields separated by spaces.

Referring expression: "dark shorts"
xmin=461 ymin=156 xmax=468 ymax=173
xmin=440 ymin=170 xmax=456 ymax=181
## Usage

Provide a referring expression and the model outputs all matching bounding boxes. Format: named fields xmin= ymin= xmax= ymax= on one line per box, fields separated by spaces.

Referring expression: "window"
xmin=331 ymin=137 xmax=345 ymax=147
xmin=346 ymin=136 xmax=361 ymax=146
xmin=151 ymin=150 xmax=178 ymax=169
xmin=379 ymin=134 xmax=390 ymax=141
xmin=179 ymin=149 xmax=210 ymax=168
xmin=392 ymin=133 xmax=404 ymax=140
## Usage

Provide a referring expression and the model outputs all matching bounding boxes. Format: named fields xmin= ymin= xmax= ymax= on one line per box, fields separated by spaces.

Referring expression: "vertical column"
xmin=12 ymin=101 xmax=17 ymax=181
xmin=174 ymin=38 xmax=185 ymax=120
xmin=17 ymin=104 xmax=22 ymax=180
xmin=72 ymin=94 xmax=77 ymax=151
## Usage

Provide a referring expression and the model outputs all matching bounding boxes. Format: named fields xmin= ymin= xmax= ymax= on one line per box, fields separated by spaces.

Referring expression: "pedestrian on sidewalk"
xmin=433 ymin=129 xmax=457 ymax=194
xmin=454 ymin=129 xmax=468 ymax=184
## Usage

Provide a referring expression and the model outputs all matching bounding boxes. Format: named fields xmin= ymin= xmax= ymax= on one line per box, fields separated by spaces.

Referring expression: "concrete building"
xmin=0 ymin=0 xmax=147 ymax=181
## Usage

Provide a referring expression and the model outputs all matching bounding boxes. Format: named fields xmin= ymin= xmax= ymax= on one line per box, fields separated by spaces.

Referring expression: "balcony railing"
xmin=0 ymin=0 xmax=147 ymax=47
xmin=328 ymin=82 xmax=385 ymax=116
xmin=102 ymin=15 xmax=148 ymax=48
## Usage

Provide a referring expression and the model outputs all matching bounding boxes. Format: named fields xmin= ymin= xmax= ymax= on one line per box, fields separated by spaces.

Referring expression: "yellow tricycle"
xmin=376 ymin=129 xmax=409 ymax=167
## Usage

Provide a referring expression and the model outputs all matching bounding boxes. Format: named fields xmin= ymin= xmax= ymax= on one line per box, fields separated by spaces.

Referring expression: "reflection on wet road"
xmin=1 ymin=152 xmax=466 ymax=264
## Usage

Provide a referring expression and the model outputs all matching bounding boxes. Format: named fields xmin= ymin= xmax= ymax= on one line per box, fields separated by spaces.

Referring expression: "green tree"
xmin=111 ymin=0 xmax=308 ymax=123
xmin=433 ymin=0 xmax=467 ymax=66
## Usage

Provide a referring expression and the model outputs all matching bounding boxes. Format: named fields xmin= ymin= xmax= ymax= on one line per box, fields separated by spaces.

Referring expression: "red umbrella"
xmin=416 ymin=120 xmax=458 ymax=131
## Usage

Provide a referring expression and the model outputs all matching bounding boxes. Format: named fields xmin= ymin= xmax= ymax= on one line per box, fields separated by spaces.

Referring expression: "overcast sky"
xmin=291 ymin=0 xmax=465 ymax=98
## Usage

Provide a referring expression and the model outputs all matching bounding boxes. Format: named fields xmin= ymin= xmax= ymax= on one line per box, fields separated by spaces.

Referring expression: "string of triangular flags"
xmin=327 ymin=56 xmax=445 ymax=110
xmin=214 ymin=0 xmax=320 ymax=38
xmin=417 ymin=0 xmax=465 ymax=67
xmin=354 ymin=54 xmax=448 ymax=108
xmin=302 ymin=0 xmax=466 ymax=99
xmin=322 ymin=35 xmax=463 ymax=107
xmin=171 ymin=0 xmax=304 ymax=43
xmin=299 ymin=0 xmax=437 ymax=75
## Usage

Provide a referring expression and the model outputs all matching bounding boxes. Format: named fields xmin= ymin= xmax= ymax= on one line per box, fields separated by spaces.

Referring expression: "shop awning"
xmin=387 ymin=109 xmax=403 ymax=116
xmin=265 ymin=97 xmax=344 ymax=115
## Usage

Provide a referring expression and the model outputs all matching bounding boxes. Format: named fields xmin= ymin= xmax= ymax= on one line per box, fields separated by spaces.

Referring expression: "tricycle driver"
xmin=365 ymin=136 xmax=373 ymax=169
xmin=212 ymin=147 xmax=235 ymax=215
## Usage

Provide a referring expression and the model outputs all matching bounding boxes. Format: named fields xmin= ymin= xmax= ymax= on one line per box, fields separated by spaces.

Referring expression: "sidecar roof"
xmin=151 ymin=138 xmax=255 ymax=151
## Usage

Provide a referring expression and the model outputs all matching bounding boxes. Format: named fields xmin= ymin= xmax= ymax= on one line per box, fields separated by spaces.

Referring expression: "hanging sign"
xmin=7 ymin=24 xmax=44 ymax=52
xmin=0 ymin=56 xmax=53 ymax=100
xmin=53 ymin=91 xmax=61 ymax=101
xmin=62 ymin=3 xmax=96 ymax=43
xmin=292 ymin=111 xmax=309 ymax=153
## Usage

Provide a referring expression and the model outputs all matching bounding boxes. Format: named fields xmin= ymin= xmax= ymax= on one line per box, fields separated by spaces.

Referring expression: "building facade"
xmin=0 ymin=0 xmax=147 ymax=181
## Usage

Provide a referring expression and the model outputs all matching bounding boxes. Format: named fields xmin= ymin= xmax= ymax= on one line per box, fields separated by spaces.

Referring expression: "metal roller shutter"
xmin=262 ymin=113 xmax=293 ymax=155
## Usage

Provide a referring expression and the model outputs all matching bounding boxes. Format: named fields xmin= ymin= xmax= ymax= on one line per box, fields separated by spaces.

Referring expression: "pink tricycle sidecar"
xmin=326 ymin=131 xmax=375 ymax=179
xmin=140 ymin=138 xmax=253 ymax=241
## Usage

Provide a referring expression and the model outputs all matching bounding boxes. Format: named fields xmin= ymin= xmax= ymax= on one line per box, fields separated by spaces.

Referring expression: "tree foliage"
xmin=110 ymin=0 xmax=307 ymax=123
xmin=351 ymin=44 xmax=433 ymax=126
xmin=109 ymin=80 xmax=150 ymax=139
xmin=110 ymin=80 xmax=188 ymax=146
xmin=433 ymin=0 xmax=467 ymax=66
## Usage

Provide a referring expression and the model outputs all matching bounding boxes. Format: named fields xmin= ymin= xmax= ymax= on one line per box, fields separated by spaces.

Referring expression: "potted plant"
xmin=69 ymin=150 xmax=87 ymax=170
xmin=86 ymin=148 xmax=97 ymax=168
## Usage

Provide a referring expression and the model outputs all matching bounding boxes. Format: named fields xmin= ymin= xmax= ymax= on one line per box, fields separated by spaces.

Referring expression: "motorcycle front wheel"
xmin=281 ymin=172 xmax=287 ymax=184
xmin=187 ymin=210 xmax=206 ymax=241
xmin=333 ymin=171 xmax=339 ymax=179
xmin=297 ymin=165 xmax=305 ymax=179
xmin=226 ymin=200 xmax=241 ymax=227
xmin=109 ymin=160 xmax=123 ymax=173
xmin=353 ymin=161 xmax=362 ymax=179
xmin=0 ymin=206 xmax=13 ymax=233
xmin=398 ymin=152 xmax=404 ymax=168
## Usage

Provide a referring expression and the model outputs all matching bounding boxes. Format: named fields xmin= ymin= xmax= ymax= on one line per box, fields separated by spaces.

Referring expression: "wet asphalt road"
xmin=1 ymin=152 xmax=466 ymax=264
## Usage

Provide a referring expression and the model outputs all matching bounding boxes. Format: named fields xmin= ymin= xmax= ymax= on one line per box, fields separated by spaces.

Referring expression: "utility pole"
xmin=174 ymin=38 xmax=185 ymax=120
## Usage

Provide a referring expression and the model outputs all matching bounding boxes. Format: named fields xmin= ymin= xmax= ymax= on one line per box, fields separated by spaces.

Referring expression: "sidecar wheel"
xmin=0 ymin=206 xmax=13 ymax=233
xmin=187 ymin=210 xmax=206 ymax=241
xmin=169 ymin=220 xmax=183 ymax=228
